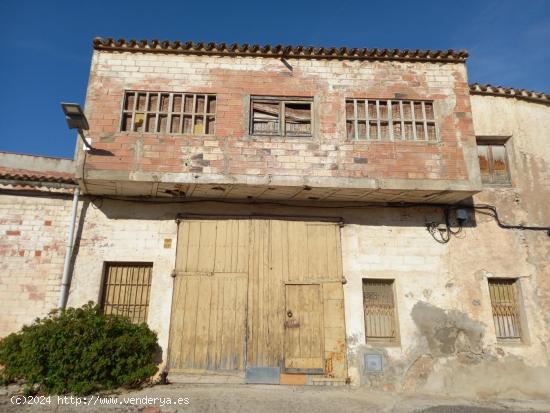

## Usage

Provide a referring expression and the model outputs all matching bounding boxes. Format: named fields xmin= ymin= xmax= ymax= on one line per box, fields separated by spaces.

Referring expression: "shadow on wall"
xmin=88 ymin=195 xmax=478 ymax=230
xmin=66 ymin=198 xmax=90 ymax=297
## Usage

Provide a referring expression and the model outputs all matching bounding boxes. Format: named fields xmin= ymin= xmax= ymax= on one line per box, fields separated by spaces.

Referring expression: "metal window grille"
xmin=363 ymin=279 xmax=398 ymax=343
xmin=346 ymin=99 xmax=437 ymax=142
xmin=488 ymin=278 xmax=522 ymax=341
xmin=101 ymin=262 xmax=153 ymax=324
xmin=121 ymin=91 xmax=216 ymax=135
xmin=251 ymin=98 xmax=312 ymax=137
xmin=477 ymin=143 xmax=511 ymax=185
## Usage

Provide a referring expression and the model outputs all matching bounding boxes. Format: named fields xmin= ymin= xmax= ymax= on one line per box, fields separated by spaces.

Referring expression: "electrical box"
xmin=364 ymin=353 xmax=383 ymax=373
xmin=456 ymin=209 xmax=468 ymax=221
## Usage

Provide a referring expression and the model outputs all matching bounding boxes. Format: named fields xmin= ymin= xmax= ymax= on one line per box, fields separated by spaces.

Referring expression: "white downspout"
xmin=58 ymin=187 xmax=80 ymax=310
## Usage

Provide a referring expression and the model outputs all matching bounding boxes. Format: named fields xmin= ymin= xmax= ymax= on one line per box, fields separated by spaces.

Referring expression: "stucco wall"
xmin=342 ymin=211 xmax=549 ymax=398
xmin=66 ymin=199 xmax=177 ymax=357
xmin=66 ymin=195 xmax=549 ymax=397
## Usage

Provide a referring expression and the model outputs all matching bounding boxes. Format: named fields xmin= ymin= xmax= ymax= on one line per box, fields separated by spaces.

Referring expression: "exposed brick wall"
xmin=81 ymin=52 xmax=475 ymax=182
xmin=0 ymin=190 xmax=72 ymax=337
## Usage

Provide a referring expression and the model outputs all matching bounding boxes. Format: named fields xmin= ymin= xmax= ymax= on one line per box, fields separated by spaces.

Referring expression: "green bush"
xmin=0 ymin=302 xmax=158 ymax=395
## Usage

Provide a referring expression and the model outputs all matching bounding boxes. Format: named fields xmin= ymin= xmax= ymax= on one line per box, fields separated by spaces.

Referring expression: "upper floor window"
xmin=121 ymin=91 xmax=216 ymax=135
xmin=250 ymin=97 xmax=312 ymax=137
xmin=346 ymin=99 xmax=437 ymax=142
xmin=477 ymin=140 xmax=511 ymax=185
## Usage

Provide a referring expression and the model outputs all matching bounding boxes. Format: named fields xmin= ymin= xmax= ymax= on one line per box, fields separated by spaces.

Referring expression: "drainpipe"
xmin=58 ymin=187 xmax=80 ymax=310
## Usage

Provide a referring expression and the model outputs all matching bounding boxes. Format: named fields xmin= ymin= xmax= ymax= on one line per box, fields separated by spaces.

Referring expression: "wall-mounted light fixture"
xmin=61 ymin=102 xmax=93 ymax=150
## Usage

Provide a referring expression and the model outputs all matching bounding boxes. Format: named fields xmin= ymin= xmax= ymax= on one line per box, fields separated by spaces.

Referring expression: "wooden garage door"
xmin=169 ymin=218 xmax=347 ymax=379
xmin=168 ymin=220 xmax=249 ymax=372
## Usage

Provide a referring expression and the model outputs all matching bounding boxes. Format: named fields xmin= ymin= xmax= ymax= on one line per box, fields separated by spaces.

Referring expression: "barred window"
xmin=488 ymin=278 xmax=523 ymax=341
xmin=101 ymin=262 xmax=153 ymax=324
xmin=477 ymin=142 xmax=511 ymax=185
xmin=251 ymin=97 xmax=312 ymax=137
xmin=121 ymin=91 xmax=216 ymax=135
xmin=363 ymin=279 xmax=399 ymax=343
xmin=346 ymin=99 xmax=437 ymax=141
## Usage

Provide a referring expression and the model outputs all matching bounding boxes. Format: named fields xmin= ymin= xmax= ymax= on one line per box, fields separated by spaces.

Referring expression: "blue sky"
xmin=0 ymin=0 xmax=549 ymax=158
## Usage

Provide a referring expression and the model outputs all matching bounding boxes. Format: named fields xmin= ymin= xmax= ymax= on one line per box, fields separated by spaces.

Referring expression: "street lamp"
xmin=61 ymin=102 xmax=93 ymax=150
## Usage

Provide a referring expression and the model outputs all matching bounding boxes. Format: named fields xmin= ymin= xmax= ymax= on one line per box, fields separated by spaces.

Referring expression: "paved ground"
xmin=1 ymin=383 xmax=549 ymax=413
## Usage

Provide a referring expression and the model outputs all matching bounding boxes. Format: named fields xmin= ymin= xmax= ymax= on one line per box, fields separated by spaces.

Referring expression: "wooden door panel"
xmin=284 ymin=284 xmax=324 ymax=372
xmin=169 ymin=219 xmax=249 ymax=373
xmin=169 ymin=273 xmax=247 ymax=372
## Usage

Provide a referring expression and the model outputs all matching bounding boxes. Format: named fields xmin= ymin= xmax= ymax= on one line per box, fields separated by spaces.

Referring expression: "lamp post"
xmin=61 ymin=103 xmax=93 ymax=150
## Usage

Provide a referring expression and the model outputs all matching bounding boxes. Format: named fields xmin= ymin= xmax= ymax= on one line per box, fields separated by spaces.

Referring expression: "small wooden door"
xmin=284 ymin=284 xmax=324 ymax=373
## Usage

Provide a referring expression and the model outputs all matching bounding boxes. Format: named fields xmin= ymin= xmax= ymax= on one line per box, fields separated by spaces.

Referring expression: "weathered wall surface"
xmin=0 ymin=191 xmax=72 ymax=337
xmin=471 ymin=94 xmax=550 ymax=352
xmin=469 ymin=94 xmax=550 ymax=225
xmin=79 ymin=50 xmax=478 ymax=188
xmin=67 ymin=187 xmax=548 ymax=397
xmin=342 ymin=214 xmax=549 ymax=398
xmin=342 ymin=95 xmax=550 ymax=398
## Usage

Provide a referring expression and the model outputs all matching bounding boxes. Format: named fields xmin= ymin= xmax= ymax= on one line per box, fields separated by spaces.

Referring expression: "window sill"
xmin=118 ymin=131 xmax=217 ymax=138
xmin=246 ymin=134 xmax=314 ymax=141
xmin=346 ymin=139 xmax=440 ymax=145
xmin=365 ymin=340 xmax=401 ymax=348
xmin=496 ymin=339 xmax=527 ymax=347
xmin=482 ymin=184 xmax=513 ymax=189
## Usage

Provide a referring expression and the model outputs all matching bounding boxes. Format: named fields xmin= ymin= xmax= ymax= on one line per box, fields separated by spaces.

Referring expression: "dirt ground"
xmin=1 ymin=383 xmax=549 ymax=413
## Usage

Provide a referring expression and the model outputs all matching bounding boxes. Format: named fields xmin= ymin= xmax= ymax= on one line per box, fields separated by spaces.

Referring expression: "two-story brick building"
xmin=1 ymin=38 xmax=549 ymax=397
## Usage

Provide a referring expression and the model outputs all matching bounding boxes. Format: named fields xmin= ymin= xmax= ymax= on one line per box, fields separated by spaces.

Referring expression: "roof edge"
xmin=470 ymin=83 xmax=550 ymax=106
xmin=0 ymin=172 xmax=77 ymax=186
xmin=92 ymin=37 xmax=468 ymax=63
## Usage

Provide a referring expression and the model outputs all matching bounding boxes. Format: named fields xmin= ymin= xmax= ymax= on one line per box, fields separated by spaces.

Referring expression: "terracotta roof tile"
xmin=93 ymin=37 xmax=469 ymax=63
xmin=470 ymin=83 xmax=550 ymax=105
xmin=0 ymin=167 xmax=76 ymax=186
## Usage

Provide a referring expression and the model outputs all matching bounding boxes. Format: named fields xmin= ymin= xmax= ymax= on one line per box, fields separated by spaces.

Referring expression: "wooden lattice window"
xmin=346 ymin=99 xmax=437 ymax=141
xmin=477 ymin=142 xmax=511 ymax=185
xmin=250 ymin=97 xmax=312 ymax=137
xmin=488 ymin=278 xmax=522 ymax=341
xmin=101 ymin=262 xmax=153 ymax=324
xmin=121 ymin=91 xmax=216 ymax=135
xmin=363 ymin=279 xmax=399 ymax=343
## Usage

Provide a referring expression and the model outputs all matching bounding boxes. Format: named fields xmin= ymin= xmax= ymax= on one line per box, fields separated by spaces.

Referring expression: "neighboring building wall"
xmin=0 ymin=191 xmax=73 ymax=336
xmin=0 ymin=153 xmax=76 ymax=337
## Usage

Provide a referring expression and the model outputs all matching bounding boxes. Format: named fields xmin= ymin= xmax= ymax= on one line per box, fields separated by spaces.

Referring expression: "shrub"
xmin=0 ymin=302 xmax=158 ymax=395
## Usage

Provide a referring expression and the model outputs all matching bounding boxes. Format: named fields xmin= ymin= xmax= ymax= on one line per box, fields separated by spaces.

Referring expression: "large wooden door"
xmin=169 ymin=218 xmax=347 ymax=380
xmin=284 ymin=284 xmax=324 ymax=373
xmin=168 ymin=220 xmax=249 ymax=373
